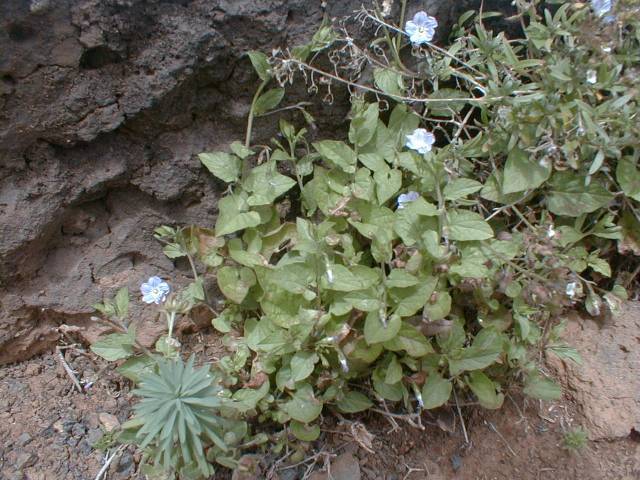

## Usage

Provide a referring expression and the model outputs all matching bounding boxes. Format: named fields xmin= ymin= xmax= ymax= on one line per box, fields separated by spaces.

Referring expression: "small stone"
xmin=98 ymin=412 xmax=120 ymax=432
xmin=309 ymin=453 xmax=361 ymax=480
xmin=16 ymin=433 xmax=32 ymax=447
xmin=451 ymin=454 xmax=462 ymax=471
xmin=14 ymin=452 xmax=36 ymax=470
xmin=71 ymin=423 xmax=86 ymax=437
xmin=78 ymin=439 xmax=92 ymax=455
xmin=24 ymin=364 xmax=42 ymax=376
xmin=331 ymin=453 xmax=361 ymax=480
xmin=85 ymin=413 xmax=100 ymax=429
xmin=52 ymin=420 xmax=65 ymax=434
xmin=116 ymin=452 xmax=135 ymax=475
xmin=87 ymin=428 xmax=103 ymax=446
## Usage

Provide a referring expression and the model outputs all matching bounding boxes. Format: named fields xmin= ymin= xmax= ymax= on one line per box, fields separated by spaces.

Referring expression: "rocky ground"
xmin=1 ymin=306 xmax=638 ymax=480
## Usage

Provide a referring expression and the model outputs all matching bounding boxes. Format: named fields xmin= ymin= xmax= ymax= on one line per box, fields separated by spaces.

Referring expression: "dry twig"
xmin=56 ymin=346 xmax=83 ymax=393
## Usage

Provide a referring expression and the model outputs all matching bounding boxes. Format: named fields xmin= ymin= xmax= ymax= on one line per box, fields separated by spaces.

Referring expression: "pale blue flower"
xmin=591 ymin=0 xmax=615 ymax=22
xmin=141 ymin=276 xmax=170 ymax=304
xmin=397 ymin=191 xmax=420 ymax=209
xmin=565 ymin=281 xmax=577 ymax=299
xmin=405 ymin=11 xmax=438 ymax=45
xmin=405 ymin=128 xmax=436 ymax=154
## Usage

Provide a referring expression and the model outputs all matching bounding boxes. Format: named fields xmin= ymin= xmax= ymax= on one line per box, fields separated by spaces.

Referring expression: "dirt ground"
xmin=0 ymin=329 xmax=638 ymax=480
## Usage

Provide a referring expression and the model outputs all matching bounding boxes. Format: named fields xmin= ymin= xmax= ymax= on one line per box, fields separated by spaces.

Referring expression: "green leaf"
xmin=247 ymin=51 xmax=271 ymax=81
xmin=616 ymin=156 xmax=640 ymax=201
xmin=588 ymin=256 xmax=611 ymax=277
xmin=290 ymin=421 xmax=320 ymax=442
xmin=212 ymin=308 xmax=239 ymax=333
xmin=548 ymin=345 xmax=582 ymax=365
xmin=421 ymin=374 xmax=452 ymax=409
xmin=373 ymin=68 xmax=405 ymax=97
xmin=114 ymin=287 xmax=129 ymax=318
xmin=233 ymin=381 xmax=270 ymax=412
xmin=358 ymin=153 xmax=388 ymax=172
xmin=162 ymin=243 xmax=186 ymax=259
xmin=217 ymin=266 xmax=256 ymax=304
xmin=244 ymin=162 xmax=296 ymax=206
xmin=502 ymin=147 xmax=551 ymax=194
xmin=364 ymin=311 xmax=401 ymax=344
xmin=383 ymin=323 xmax=433 ymax=357
xmin=254 ymin=88 xmax=285 ymax=116
xmin=443 ymin=178 xmax=483 ymax=201
xmin=349 ymin=103 xmax=379 ymax=147
xmin=283 ymin=384 xmax=323 ymax=423
xmin=448 ymin=344 xmax=501 ymax=376
xmin=523 ymin=374 xmax=562 ymax=401
xmin=91 ymin=329 xmax=136 ymax=361
xmin=385 ymin=355 xmax=404 ymax=384
xmin=447 ymin=210 xmax=494 ymax=241
xmin=374 ymin=168 xmax=402 ymax=205
xmin=466 ymin=371 xmax=504 ymax=409
xmin=480 ymin=170 xmax=523 ymax=204
xmin=547 ymin=172 xmax=613 ymax=217
xmin=313 ymin=141 xmax=357 ymax=173
xmin=230 ymin=141 xmax=254 ymax=160
xmin=323 ymin=264 xmax=378 ymax=292
xmin=351 ymin=168 xmax=376 ymax=202
xmin=423 ymin=291 xmax=452 ymax=321
xmin=393 ymin=199 xmax=438 ymax=246
xmin=199 ymin=152 xmax=241 ymax=183
xmin=391 ymin=276 xmax=438 ymax=317
xmin=216 ymin=211 xmax=261 ymax=236
xmin=117 ymin=355 xmax=155 ymax=383
xmin=336 ymin=391 xmax=373 ymax=413
xmin=385 ymin=269 xmax=419 ymax=288
xmin=290 ymin=352 xmax=319 ymax=382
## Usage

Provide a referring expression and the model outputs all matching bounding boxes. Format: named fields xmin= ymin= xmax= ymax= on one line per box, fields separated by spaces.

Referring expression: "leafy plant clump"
xmin=89 ymin=0 xmax=639 ymax=477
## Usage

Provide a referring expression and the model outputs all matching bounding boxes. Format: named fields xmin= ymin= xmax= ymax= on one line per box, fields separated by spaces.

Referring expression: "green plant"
xmin=124 ymin=357 xmax=239 ymax=477
xmin=88 ymin=0 xmax=639 ymax=476
xmin=563 ymin=426 xmax=589 ymax=451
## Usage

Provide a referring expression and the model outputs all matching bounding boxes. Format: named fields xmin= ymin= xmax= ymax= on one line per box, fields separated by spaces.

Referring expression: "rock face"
xmin=0 ymin=0 xmax=485 ymax=363
xmin=548 ymin=303 xmax=640 ymax=441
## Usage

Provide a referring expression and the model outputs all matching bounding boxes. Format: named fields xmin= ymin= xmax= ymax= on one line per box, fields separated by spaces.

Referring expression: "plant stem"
xmin=245 ymin=80 xmax=268 ymax=148
xmin=289 ymin=59 xmax=494 ymax=105
xmin=395 ymin=0 xmax=408 ymax=54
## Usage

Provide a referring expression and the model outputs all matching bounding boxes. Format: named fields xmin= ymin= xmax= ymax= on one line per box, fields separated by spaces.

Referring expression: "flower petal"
xmin=413 ymin=11 xmax=429 ymax=25
xmin=405 ymin=20 xmax=418 ymax=36
xmin=142 ymin=293 xmax=157 ymax=304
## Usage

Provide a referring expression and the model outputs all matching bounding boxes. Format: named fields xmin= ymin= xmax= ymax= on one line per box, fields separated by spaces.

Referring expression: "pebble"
xmin=117 ymin=452 xmax=135 ymax=475
xmin=85 ymin=413 xmax=100 ymax=429
xmin=16 ymin=433 xmax=32 ymax=447
xmin=451 ymin=454 xmax=462 ymax=471
xmin=71 ymin=423 xmax=86 ymax=437
xmin=15 ymin=452 xmax=36 ymax=470
xmin=24 ymin=364 xmax=42 ymax=376
xmin=87 ymin=428 xmax=103 ymax=446
xmin=98 ymin=412 xmax=120 ymax=432
xmin=78 ymin=439 xmax=92 ymax=455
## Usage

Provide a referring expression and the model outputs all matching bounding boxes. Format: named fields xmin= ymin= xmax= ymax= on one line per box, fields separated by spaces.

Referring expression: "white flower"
xmin=565 ymin=281 xmax=578 ymax=299
xmin=405 ymin=11 xmax=438 ymax=45
xmin=405 ymin=128 xmax=436 ymax=154
xmin=591 ymin=0 xmax=616 ymax=22
xmin=140 ymin=276 xmax=170 ymax=304
xmin=338 ymin=355 xmax=349 ymax=373
xmin=397 ymin=191 xmax=420 ymax=209
xmin=381 ymin=0 xmax=393 ymax=17
xmin=586 ymin=69 xmax=597 ymax=84
xmin=591 ymin=0 xmax=612 ymax=16
xmin=547 ymin=225 xmax=556 ymax=239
